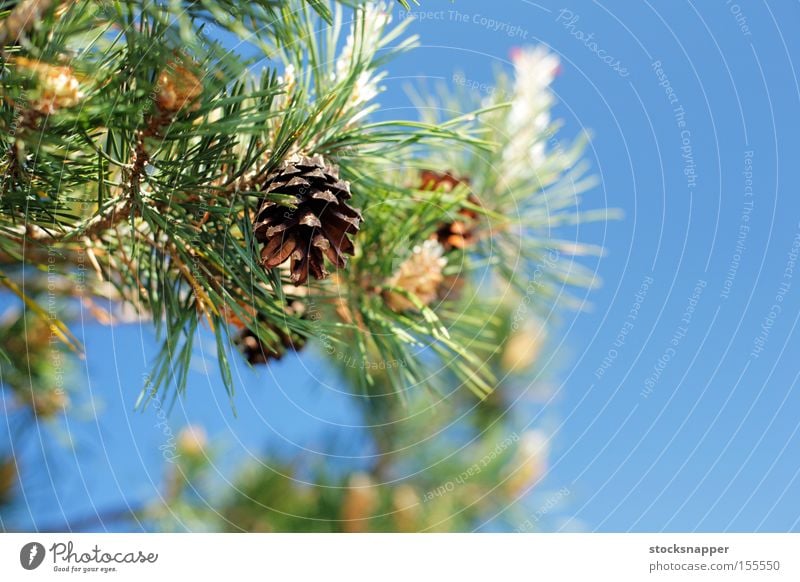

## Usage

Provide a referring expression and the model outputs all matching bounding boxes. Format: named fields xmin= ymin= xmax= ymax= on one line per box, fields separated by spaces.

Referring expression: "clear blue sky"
xmin=8 ymin=0 xmax=800 ymax=532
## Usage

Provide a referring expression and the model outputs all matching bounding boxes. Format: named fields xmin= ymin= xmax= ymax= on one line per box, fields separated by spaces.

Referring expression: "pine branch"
xmin=0 ymin=0 xmax=608 ymax=410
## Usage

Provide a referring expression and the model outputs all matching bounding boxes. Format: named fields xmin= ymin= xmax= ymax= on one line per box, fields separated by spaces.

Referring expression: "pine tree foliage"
xmin=0 ymin=1 xmax=604 ymax=416
xmin=0 ymin=0 xmax=610 ymax=533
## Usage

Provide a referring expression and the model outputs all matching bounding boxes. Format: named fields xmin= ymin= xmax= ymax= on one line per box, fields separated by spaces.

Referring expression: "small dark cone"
xmin=254 ymin=154 xmax=362 ymax=285
xmin=234 ymin=300 xmax=307 ymax=365
xmin=420 ymin=170 xmax=480 ymax=251
xmin=420 ymin=169 xmax=461 ymax=192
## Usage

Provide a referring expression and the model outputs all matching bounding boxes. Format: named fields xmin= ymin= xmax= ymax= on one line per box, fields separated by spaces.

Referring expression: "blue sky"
xmin=4 ymin=0 xmax=800 ymax=532
xmin=424 ymin=0 xmax=800 ymax=532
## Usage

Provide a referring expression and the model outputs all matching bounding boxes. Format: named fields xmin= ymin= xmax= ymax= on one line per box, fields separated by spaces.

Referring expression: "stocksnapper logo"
xmin=20 ymin=542 xmax=46 ymax=570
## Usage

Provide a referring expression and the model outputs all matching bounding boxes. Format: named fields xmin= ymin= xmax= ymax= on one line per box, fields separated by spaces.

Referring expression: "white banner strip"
xmin=1 ymin=533 xmax=798 ymax=581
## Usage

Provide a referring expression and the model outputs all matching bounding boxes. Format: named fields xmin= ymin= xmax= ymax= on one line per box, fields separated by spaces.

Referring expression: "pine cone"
xmin=384 ymin=240 xmax=447 ymax=312
xmin=420 ymin=170 xmax=479 ymax=251
xmin=156 ymin=61 xmax=203 ymax=114
xmin=420 ymin=169 xmax=461 ymax=192
xmin=254 ymin=154 xmax=362 ymax=285
xmin=233 ymin=299 xmax=307 ymax=365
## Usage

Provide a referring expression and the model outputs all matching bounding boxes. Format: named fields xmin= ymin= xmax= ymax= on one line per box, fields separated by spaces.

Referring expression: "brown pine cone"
xmin=420 ymin=170 xmax=480 ymax=251
xmin=254 ymin=154 xmax=362 ymax=285
xmin=233 ymin=299 xmax=307 ymax=365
